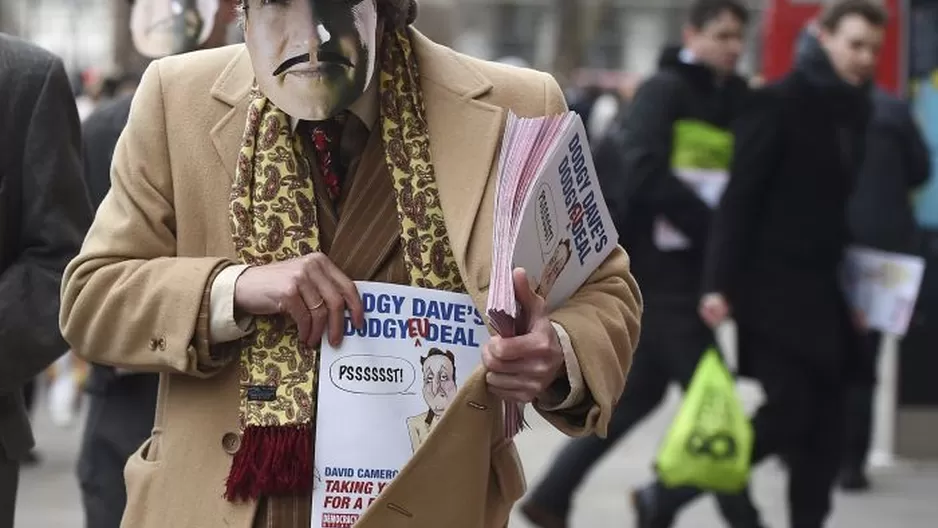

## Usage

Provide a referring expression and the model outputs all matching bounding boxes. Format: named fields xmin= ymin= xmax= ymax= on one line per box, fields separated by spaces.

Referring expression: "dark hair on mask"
xmin=238 ymin=0 xmax=418 ymax=29
xmin=420 ymin=348 xmax=456 ymax=383
xmin=687 ymin=0 xmax=749 ymax=29
xmin=818 ymin=0 xmax=888 ymax=31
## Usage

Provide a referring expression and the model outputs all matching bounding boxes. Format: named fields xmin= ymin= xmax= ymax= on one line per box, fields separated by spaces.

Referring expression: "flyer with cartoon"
xmin=311 ymin=282 xmax=488 ymax=528
xmin=490 ymin=111 xmax=619 ymax=328
xmin=842 ymin=246 xmax=926 ymax=336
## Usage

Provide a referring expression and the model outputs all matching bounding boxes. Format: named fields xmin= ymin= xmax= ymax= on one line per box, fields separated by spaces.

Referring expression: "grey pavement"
xmin=15 ymin=382 xmax=938 ymax=527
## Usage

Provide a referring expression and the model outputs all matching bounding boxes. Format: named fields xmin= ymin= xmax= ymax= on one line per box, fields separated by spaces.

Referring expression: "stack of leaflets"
xmin=487 ymin=111 xmax=619 ymax=436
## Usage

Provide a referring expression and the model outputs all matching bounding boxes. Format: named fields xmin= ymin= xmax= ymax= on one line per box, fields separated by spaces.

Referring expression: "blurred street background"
xmin=5 ymin=0 xmax=938 ymax=527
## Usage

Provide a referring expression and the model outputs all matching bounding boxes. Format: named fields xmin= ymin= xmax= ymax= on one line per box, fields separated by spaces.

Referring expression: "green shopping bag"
xmin=655 ymin=348 xmax=753 ymax=493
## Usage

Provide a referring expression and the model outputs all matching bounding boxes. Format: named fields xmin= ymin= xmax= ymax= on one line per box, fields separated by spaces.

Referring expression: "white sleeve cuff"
xmin=208 ymin=264 xmax=255 ymax=344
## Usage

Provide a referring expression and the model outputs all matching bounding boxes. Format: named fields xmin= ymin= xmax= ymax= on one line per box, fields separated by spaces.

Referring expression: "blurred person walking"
xmin=75 ymin=2 xmax=240 ymax=527
xmin=0 ymin=33 xmax=92 ymax=528
xmin=796 ymin=7 xmax=932 ymax=491
xmin=634 ymin=2 xmax=889 ymax=527
xmin=840 ymin=87 xmax=931 ymax=491
xmin=521 ymin=2 xmax=758 ymax=527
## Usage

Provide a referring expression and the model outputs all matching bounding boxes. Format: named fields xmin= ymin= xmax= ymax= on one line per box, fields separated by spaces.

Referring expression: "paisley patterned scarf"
xmin=225 ymin=28 xmax=466 ymax=501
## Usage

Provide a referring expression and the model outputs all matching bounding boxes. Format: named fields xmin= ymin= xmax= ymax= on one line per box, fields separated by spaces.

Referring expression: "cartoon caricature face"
xmin=535 ymin=238 xmax=572 ymax=299
xmin=243 ymin=0 xmax=379 ymax=120
xmin=421 ymin=352 xmax=456 ymax=416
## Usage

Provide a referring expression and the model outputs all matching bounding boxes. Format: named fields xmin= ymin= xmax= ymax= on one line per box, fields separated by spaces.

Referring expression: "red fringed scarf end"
xmin=224 ymin=425 xmax=313 ymax=502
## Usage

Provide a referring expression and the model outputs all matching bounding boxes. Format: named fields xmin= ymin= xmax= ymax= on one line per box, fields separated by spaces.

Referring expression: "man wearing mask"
xmin=0 ymin=35 xmax=92 ymax=528
xmin=637 ymin=1 xmax=888 ymax=527
xmin=76 ymin=2 xmax=239 ymax=527
xmin=59 ymin=1 xmax=642 ymax=527
xmin=523 ymin=2 xmax=758 ymax=527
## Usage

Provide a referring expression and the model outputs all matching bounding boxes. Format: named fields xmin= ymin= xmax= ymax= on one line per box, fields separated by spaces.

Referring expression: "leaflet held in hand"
xmin=841 ymin=246 xmax=926 ymax=336
xmin=486 ymin=111 xmax=619 ymax=436
xmin=312 ymin=282 xmax=488 ymax=528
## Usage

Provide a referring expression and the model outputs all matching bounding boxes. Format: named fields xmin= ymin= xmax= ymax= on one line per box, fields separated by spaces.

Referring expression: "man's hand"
xmin=483 ymin=268 xmax=565 ymax=403
xmin=699 ymin=292 xmax=731 ymax=328
xmin=234 ymin=253 xmax=365 ymax=347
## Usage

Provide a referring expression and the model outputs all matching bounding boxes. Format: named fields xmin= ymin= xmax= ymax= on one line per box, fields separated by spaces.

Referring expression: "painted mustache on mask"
xmin=273 ymin=51 xmax=355 ymax=76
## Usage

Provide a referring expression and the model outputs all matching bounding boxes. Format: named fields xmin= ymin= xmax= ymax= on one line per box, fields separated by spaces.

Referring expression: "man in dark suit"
xmin=0 ymin=34 xmax=92 ymax=528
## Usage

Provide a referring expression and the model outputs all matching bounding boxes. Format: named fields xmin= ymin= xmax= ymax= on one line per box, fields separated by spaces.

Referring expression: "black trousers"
xmin=22 ymin=379 xmax=36 ymax=415
xmin=0 ymin=454 xmax=18 ymax=528
xmin=656 ymin=325 xmax=847 ymax=528
xmin=78 ymin=371 xmax=158 ymax=528
xmin=528 ymin=300 xmax=757 ymax=524
xmin=843 ymin=332 xmax=881 ymax=472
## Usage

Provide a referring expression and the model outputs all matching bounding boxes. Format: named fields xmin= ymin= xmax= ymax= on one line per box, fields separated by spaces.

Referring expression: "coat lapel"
xmin=409 ymin=30 xmax=505 ymax=294
xmin=209 ymin=47 xmax=254 ymax=182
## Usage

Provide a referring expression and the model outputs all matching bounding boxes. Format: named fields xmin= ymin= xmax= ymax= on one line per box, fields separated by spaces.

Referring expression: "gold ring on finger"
xmin=309 ymin=299 xmax=325 ymax=311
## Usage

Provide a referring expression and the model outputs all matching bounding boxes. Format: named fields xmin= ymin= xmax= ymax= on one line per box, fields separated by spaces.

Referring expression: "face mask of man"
xmin=243 ymin=0 xmax=378 ymax=121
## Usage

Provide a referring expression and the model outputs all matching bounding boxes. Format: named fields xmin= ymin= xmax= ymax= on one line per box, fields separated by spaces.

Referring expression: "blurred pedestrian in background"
xmin=0 ymin=33 xmax=92 ymax=528
xmin=636 ymin=2 xmax=889 ymax=527
xmin=523 ymin=1 xmax=757 ymax=527
xmin=841 ymin=72 xmax=931 ymax=495
xmin=791 ymin=0 xmax=931 ymax=494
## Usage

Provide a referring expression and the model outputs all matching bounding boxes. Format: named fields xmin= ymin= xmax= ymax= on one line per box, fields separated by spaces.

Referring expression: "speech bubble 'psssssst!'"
xmin=535 ymin=183 xmax=560 ymax=259
xmin=329 ymin=355 xmax=417 ymax=395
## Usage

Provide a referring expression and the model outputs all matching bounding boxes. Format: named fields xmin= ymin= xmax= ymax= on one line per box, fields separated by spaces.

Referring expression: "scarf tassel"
xmin=224 ymin=425 xmax=312 ymax=502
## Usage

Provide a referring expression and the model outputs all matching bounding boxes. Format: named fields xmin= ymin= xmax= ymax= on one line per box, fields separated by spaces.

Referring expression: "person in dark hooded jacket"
xmin=521 ymin=2 xmax=762 ymax=527
xmin=634 ymin=2 xmax=889 ymax=527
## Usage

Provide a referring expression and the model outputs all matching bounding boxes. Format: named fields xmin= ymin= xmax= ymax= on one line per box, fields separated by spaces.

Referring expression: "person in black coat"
xmin=0 ymin=34 xmax=93 ymax=528
xmin=634 ymin=2 xmax=889 ymax=527
xmin=521 ymin=2 xmax=761 ymax=527
xmin=839 ymin=86 xmax=931 ymax=490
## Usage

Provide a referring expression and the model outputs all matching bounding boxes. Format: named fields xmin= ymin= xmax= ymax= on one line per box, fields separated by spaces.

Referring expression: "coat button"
xmin=157 ymin=337 xmax=167 ymax=350
xmin=148 ymin=338 xmax=159 ymax=351
xmin=222 ymin=432 xmax=242 ymax=454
